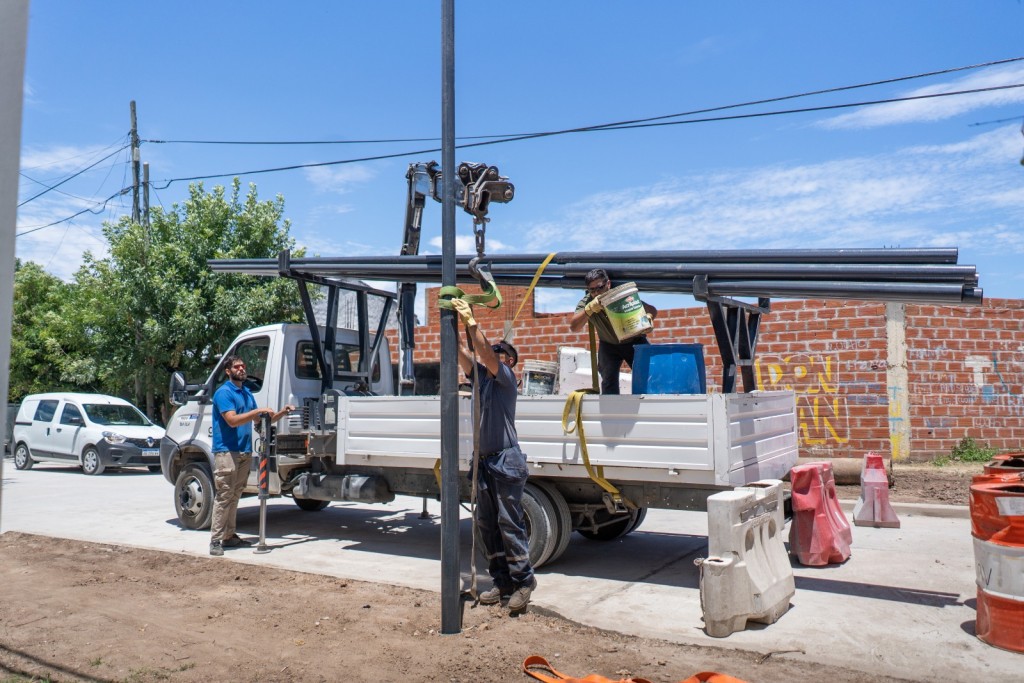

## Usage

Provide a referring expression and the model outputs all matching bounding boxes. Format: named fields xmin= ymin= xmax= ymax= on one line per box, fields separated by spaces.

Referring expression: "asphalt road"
xmin=0 ymin=458 xmax=1018 ymax=682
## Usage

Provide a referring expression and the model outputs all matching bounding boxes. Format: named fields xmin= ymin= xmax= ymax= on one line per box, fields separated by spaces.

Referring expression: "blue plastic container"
xmin=631 ymin=344 xmax=706 ymax=395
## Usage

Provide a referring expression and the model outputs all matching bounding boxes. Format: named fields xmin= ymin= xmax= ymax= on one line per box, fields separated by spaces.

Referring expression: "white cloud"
xmin=304 ymin=164 xmax=378 ymax=194
xmin=821 ymin=63 xmax=1024 ymax=129
xmin=523 ymin=126 xmax=1024 ymax=261
xmin=20 ymin=143 xmax=124 ymax=174
xmin=426 ymin=233 xmax=509 ymax=254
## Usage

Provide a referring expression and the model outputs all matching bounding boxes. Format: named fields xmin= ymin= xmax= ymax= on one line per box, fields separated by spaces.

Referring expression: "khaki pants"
xmin=210 ymin=451 xmax=251 ymax=544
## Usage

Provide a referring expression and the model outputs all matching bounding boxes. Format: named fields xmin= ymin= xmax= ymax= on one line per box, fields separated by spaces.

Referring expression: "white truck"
xmin=160 ymin=273 xmax=798 ymax=568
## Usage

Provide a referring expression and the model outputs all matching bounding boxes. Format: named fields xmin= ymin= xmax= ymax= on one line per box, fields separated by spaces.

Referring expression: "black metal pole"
xmin=439 ymin=0 xmax=461 ymax=635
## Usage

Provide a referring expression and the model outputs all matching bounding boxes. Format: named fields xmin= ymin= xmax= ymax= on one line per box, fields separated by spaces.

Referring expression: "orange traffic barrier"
xmin=789 ymin=462 xmax=852 ymax=566
xmin=970 ymin=478 xmax=1024 ymax=653
xmin=852 ymin=452 xmax=900 ymax=528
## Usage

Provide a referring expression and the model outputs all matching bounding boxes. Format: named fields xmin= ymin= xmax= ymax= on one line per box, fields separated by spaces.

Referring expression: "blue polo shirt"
xmin=212 ymin=381 xmax=257 ymax=453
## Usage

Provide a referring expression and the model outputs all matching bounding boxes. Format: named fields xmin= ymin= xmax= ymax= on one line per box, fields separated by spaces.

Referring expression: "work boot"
xmin=209 ymin=541 xmax=224 ymax=557
xmin=507 ymin=576 xmax=537 ymax=612
xmin=478 ymin=585 xmax=512 ymax=605
xmin=223 ymin=534 xmax=252 ymax=548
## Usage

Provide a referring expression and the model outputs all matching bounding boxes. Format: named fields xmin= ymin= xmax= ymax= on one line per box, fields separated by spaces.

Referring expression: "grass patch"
xmin=933 ymin=436 xmax=999 ymax=466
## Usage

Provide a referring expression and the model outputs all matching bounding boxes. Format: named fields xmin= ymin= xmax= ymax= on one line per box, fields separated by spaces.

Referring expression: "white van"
xmin=11 ymin=393 xmax=165 ymax=475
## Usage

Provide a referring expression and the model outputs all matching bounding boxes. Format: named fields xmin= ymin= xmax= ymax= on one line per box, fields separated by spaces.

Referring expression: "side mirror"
xmin=169 ymin=371 xmax=205 ymax=406
xmin=169 ymin=371 xmax=188 ymax=406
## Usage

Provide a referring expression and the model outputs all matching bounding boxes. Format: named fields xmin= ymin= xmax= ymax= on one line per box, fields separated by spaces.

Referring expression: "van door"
xmin=51 ymin=402 xmax=86 ymax=461
xmin=28 ymin=399 xmax=60 ymax=458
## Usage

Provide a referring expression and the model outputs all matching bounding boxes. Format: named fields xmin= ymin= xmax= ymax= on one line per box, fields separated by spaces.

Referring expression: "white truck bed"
xmin=336 ymin=391 xmax=797 ymax=488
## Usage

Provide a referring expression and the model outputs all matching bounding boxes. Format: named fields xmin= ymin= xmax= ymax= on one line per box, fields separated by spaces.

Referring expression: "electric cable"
xmin=142 ymin=56 xmax=1024 ymax=146
xmin=18 ymin=144 xmax=131 ymax=207
xmin=150 ymin=81 xmax=1024 ymax=190
xmin=16 ymin=187 xmax=130 ymax=237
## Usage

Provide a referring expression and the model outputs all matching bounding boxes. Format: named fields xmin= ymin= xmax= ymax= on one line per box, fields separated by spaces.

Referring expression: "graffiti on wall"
xmin=755 ymin=353 xmax=850 ymax=446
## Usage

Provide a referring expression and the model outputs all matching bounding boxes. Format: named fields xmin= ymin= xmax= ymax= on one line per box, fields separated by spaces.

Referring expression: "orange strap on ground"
xmin=522 ymin=656 xmax=747 ymax=683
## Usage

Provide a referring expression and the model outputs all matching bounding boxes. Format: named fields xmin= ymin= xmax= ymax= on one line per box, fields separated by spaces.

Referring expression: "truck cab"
xmin=160 ymin=323 xmax=393 ymax=529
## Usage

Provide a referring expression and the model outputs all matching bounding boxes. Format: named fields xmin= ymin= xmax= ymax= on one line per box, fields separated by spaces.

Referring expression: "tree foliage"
xmin=10 ymin=181 xmax=305 ymax=421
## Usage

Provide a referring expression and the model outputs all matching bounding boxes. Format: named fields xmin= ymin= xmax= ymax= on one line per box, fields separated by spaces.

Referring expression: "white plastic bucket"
xmin=598 ymin=281 xmax=652 ymax=342
xmin=521 ymin=360 xmax=557 ymax=395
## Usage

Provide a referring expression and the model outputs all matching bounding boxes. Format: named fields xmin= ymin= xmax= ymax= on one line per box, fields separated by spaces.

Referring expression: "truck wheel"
xmin=81 ymin=447 xmax=105 ymax=476
xmin=530 ymin=481 xmax=572 ymax=566
xmin=175 ymin=462 xmax=214 ymax=530
xmin=13 ymin=443 xmax=34 ymax=470
xmin=294 ymin=498 xmax=330 ymax=512
xmin=578 ymin=507 xmax=644 ymax=541
xmin=473 ymin=482 xmax=559 ymax=570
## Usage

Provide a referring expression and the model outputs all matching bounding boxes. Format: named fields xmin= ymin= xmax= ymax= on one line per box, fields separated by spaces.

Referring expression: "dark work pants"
xmin=476 ymin=463 xmax=534 ymax=591
xmin=598 ymin=336 xmax=649 ymax=394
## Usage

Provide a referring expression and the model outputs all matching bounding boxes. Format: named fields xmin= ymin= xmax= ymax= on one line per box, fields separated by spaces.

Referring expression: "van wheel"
xmin=175 ymin=462 xmax=214 ymax=530
xmin=13 ymin=443 xmax=34 ymax=470
xmin=81 ymin=447 xmax=105 ymax=475
xmin=294 ymin=498 xmax=330 ymax=512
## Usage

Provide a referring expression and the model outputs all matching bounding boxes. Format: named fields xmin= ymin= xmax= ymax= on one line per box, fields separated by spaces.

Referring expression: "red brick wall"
xmin=388 ymin=289 xmax=1024 ymax=461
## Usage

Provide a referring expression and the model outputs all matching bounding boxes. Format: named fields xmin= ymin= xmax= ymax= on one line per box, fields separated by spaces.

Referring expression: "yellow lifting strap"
xmin=561 ymin=323 xmax=634 ymax=510
xmin=502 ymin=252 xmax=556 ymax=341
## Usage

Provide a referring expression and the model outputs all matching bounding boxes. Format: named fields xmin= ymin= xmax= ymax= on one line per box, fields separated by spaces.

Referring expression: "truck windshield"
xmin=84 ymin=404 xmax=151 ymax=426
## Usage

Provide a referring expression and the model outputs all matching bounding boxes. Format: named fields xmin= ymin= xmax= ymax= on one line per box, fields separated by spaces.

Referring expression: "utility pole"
xmin=130 ymin=100 xmax=141 ymax=224
xmin=439 ymin=0 xmax=461 ymax=635
xmin=143 ymin=162 xmax=151 ymax=231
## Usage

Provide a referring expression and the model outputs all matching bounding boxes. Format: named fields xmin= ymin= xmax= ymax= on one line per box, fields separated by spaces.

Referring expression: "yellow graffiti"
xmin=757 ymin=353 xmax=849 ymax=446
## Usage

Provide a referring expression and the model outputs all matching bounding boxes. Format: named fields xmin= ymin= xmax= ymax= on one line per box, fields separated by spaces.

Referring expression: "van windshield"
xmin=84 ymin=404 xmax=151 ymax=426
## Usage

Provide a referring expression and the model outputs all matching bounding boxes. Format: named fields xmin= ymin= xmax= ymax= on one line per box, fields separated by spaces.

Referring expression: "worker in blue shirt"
xmin=209 ymin=354 xmax=295 ymax=556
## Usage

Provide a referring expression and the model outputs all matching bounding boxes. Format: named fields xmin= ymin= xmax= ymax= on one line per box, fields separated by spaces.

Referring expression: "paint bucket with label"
xmin=598 ymin=281 xmax=653 ymax=342
xmin=521 ymin=360 xmax=557 ymax=395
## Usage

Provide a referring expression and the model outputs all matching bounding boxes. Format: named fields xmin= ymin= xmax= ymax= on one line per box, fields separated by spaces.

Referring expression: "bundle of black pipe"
xmin=208 ymin=248 xmax=982 ymax=306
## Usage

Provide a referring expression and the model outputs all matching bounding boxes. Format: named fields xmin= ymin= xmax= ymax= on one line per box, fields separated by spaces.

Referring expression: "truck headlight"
xmin=102 ymin=431 xmax=126 ymax=444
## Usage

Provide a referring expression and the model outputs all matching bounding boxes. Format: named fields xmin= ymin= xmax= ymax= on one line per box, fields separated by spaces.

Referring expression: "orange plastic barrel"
xmin=984 ymin=453 xmax=1024 ymax=476
xmin=969 ymin=479 xmax=1024 ymax=652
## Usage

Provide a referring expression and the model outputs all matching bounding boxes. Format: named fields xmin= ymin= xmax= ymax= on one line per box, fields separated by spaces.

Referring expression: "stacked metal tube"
xmin=209 ymin=248 xmax=982 ymax=305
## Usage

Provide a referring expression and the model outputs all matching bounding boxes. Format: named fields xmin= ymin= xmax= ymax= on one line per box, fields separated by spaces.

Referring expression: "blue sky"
xmin=15 ymin=1 xmax=1024 ymax=315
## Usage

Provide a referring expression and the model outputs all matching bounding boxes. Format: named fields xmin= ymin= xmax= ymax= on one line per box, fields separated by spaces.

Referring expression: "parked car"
xmin=11 ymin=393 xmax=165 ymax=475
xmin=4 ymin=402 xmax=18 ymax=454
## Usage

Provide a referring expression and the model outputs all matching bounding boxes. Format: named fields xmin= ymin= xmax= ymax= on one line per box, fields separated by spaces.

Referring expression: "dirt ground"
xmin=0 ymin=462 xmax=981 ymax=683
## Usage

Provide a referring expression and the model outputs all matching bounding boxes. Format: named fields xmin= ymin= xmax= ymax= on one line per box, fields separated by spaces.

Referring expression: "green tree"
xmin=8 ymin=259 xmax=80 ymax=400
xmin=62 ymin=180 xmax=304 ymax=421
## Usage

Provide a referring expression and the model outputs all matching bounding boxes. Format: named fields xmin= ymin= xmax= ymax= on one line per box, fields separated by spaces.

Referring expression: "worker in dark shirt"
xmin=450 ymin=298 xmax=537 ymax=612
xmin=569 ymin=268 xmax=658 ymax=394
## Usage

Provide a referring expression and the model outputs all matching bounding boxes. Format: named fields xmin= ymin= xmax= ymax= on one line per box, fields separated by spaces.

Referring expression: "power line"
xmin=18 ymin=143 xmax=131 ymax=207
xmin=16 ymin=187 xmax=130 ymax=237
xmin=151 ymin=81 xmax=1024 ymax=190
xmin=142 ymin=56 xmax=1024 ymax=146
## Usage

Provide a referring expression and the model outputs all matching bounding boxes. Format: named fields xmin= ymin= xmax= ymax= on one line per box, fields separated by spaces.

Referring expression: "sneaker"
xmin=209 ymin=541 xmax=224 ymax=557
xmin=478 ymin=585 xmax=512 ymax=605
xmin=223 ymin=534 xmax=252 ymax=548
xmin=507 ymin=576 xmax=537 ymax=612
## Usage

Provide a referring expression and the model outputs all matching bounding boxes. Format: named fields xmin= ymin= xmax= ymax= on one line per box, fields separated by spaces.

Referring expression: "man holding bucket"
xmin=569 ymin=268 xmax=658 ymax=394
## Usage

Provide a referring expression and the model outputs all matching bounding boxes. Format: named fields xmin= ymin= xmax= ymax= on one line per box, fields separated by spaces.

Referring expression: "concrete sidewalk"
xmin=1 ymin=462 xmax=1018 ymax=681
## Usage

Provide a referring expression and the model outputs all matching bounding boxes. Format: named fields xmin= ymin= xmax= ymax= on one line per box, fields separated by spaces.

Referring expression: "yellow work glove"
xmin=584 ymin=298 xmax=604 ymax=316
xmin=450 ymin=298 xmax=477 ymax=327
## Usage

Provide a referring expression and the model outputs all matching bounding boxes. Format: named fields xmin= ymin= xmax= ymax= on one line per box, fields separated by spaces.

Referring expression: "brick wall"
xmin=387 ymin=289 xmax=1024 ymax=461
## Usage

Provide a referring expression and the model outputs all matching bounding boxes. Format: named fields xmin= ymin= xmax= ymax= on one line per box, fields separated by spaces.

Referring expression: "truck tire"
xmin=578 ymin=506 xmax=644 ymax=541
xmin=473 ymin=482 xmax=559 ymax=570
xmin=13 ymin=443 xmax=34 ymax=470
xmin=81 ymin=446 xmax=105 ymax=476
xmin=530 ymin=480 xmax=572 ymax=566
xmin=294 ymin=498 xmax=330 ymax=512
xmin=175 ymin=462 xmax=214 ymax=530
